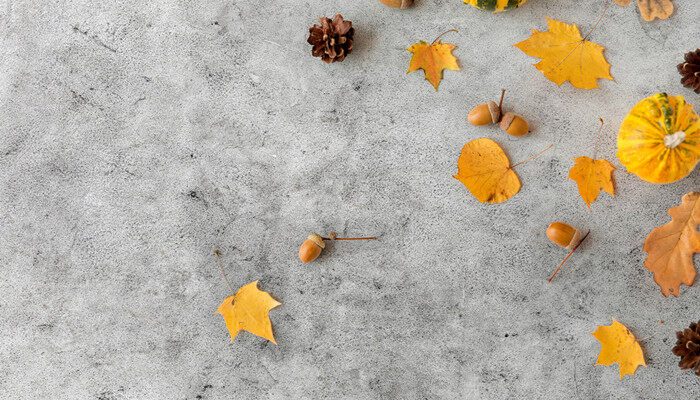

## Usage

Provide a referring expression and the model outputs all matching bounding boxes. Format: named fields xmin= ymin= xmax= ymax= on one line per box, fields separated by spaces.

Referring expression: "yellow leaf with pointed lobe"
xmin=514 ymin=16 xmax=613 ymax=90
xmin=453 ymin=138 xmax=521 ymax=203
xmin=592 ymin=317 xmax=646 ymax=379
xmin=643 ymin=192 xmax=700 ymax=297
xmin=568 ymin=156 xmax=616 ymax=209
xmin=215 ymin=280 xmax=282 ymax=344
xmin=406 ymin=40 xmax=459 ymax=91
xmin=616 ymin=0 xmax=674 ymax=21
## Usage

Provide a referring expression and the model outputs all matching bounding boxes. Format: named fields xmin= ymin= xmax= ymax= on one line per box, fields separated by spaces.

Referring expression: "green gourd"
xmin=464 ymin=0 xmax=529 ymax=13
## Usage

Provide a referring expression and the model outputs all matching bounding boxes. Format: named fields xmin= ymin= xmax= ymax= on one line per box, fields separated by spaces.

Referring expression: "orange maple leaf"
xmin=592 ymin=317 xmax=646 ymax=379
xmin=568 ymin=156 xmax=616 ymax=209
xmin=643 ymin=192 xmax=700 ymax=297
xmin=615 ymin=0 xmax=674 ymax=21
xmin=407 ymin=37 xmax=459 ymax=91
xmin=216 ymin=280 xmax=282 ymax=343
xmin=514 ymin=16 xmax=613 ymax=90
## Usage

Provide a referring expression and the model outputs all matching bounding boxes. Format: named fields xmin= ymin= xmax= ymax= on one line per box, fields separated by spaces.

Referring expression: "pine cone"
xmin=672 ymin=320 xmax=700 ymax=376
xmin=678 ymin=49 xmax=700 ymax=94
xmin=307 ymin=14 xmax=354 ymax=63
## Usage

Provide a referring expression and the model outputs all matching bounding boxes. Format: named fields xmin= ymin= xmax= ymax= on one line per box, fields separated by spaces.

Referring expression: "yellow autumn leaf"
xmin=514 ymin=16 xmax=613 ymax=90
xmin=643 ymin=192 xmax=700 ymax=297
xmin=215 ymin=280 xmax=282 ymax=344
xmin=592 ymin=317 xmax=646 ymax=379
xmin=453 ymin=138 xmax=521 ymax=203
xmin=568 ymin=156 xmax=616 ymax=209
xmin=407 ymin=39 xmax=459 ymax=91
xmin=615 ymin=0 xmax=674 ymax=21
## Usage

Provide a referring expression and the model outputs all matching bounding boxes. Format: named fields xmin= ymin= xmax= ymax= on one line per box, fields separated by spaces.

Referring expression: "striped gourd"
xmin=463 ymin=0 xmax=529 ymax=13
xmin=617 ymin=93 xmax=700 ymax=184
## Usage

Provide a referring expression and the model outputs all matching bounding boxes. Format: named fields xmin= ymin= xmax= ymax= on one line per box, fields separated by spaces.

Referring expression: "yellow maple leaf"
xmin=453 ymin=138 xmax=521 ymax=203
xmin=215 ymin=280 xmax=282 ymax=344
xmin=568 ymin=156 xmax=616 ymax=209
xmin=615 ymin=0 xmax=674 ymax=21
xmin=407 ymin=39 xmax=459 ymax=91
xmin=514 ymin=16 xmax=613 ymax=90
xmin=591 ymin=317 xmax=646 ymax=379
xmin=643 ymin=192 xmax=700 ymax=297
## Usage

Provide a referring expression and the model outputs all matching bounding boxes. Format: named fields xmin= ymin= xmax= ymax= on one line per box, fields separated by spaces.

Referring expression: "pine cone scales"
xmin=307 ymin=14 xmax=354 ymax=63
xmin=678 ymin=49 xmax=700 ymax=94
xmin=672 ymin=320 xmax=700 ymax=376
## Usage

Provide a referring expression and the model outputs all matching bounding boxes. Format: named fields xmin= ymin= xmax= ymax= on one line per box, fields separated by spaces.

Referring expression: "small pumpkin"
xmin=464 ymin=0 xmax=529 ymax=13
xmin=617 ymin=93 xmax=700 ymax=184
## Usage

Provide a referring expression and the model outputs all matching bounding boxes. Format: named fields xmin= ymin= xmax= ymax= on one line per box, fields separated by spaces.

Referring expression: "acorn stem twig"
xmin=320 ymin=236 xmax=377 ymax=241
xmin=497 ymin=89 xmax=506 ymax=117
xmin=547 ymin=230 xmax=590 ymax=282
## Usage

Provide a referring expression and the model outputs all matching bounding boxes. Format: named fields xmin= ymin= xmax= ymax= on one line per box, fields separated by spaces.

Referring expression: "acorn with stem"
xmin=546 ymin=222 xmax=590 ymax=281
xmin=468 ymin=89 xmax=530 ymax=137
xmin=299 ymin=232 xmax=377 ymax=263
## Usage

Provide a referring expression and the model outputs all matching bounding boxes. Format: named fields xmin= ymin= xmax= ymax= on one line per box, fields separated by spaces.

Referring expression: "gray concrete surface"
xmin=1 ymin=0 xmax=699 ymax=398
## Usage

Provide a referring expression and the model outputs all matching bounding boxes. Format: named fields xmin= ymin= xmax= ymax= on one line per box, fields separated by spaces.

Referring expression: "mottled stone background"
xmin=1 ymin=0 xmax=699 ymax=398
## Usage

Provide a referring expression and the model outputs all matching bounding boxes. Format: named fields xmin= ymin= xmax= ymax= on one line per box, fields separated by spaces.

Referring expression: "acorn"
xmin=546 ymin=222 xmax=582 ymax=251
xmin=500 ymin=112 xmax=529 ymax=137
xmin=379 ymin=0 xmax=414 ymax=9
xmin=298 ymin=232 xmax=377 ymax=263
xmin=299 ymin=233 xmax=325 ymax=263
xmin=468 ymin=101 xmax=500 ymax=126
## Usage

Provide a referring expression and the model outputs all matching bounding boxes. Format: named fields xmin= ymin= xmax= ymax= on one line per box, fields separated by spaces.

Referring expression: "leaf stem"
xmin=592 ymin=118 xmax=604 ymax=160
xmin=583 ymin=0 xmax=610 ymax=42
xmin=548 ymin=230 xmax=590 ymax=282
xmin=545 ymin=0 xmax=610 ymax=74
xmin=215 ymin=250 xmax=236 ymax=295
xmin=637 ymin=320 xmax=664 ymax=342
xmin=431 ymin=29 xmax=458 ymax=45
xmin=511 ymin=144 xmax=554 ymax=169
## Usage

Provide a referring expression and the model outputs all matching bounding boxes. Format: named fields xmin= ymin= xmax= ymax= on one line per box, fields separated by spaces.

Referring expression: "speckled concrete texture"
xmin=1 ymin=0 xmax=699 ymax=398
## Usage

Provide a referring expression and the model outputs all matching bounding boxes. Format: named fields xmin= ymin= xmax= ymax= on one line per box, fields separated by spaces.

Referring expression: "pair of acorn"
xmin=467 ymin=90 xmax=530 ymax=137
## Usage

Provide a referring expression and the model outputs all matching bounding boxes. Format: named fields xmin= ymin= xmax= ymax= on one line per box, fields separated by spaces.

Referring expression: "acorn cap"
xmin=500 ymin=111 xmax=515 ymax=130
xmin=486 ymin=101 xmax=501 ymax=124
xmin=308 ymin=233 xmax=325 ymax=248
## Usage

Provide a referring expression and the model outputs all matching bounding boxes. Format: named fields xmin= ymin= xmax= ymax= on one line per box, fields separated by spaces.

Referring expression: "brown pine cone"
xmin=672 ymin=320 xmax=700 ymax=376
xmin=307 ymin=14 xmax=354 ymax=63
xmin=678 ymin=49 xmax=700 ymax=94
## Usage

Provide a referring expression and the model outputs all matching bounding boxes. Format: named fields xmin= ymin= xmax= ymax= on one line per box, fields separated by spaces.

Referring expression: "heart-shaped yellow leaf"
xmin=453 ymin=138 xmax=521 ymax=203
